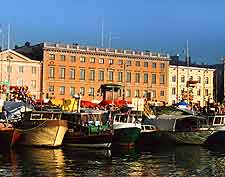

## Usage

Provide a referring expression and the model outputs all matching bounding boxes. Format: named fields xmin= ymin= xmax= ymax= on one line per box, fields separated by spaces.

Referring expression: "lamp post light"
xmin=74 ymin=94 xmax=81 ymax=113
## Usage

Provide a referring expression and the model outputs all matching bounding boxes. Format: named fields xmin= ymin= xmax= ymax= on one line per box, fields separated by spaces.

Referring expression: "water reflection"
xmin=1 ymin=145 xmax=225 ymax=176
xmin=138 ymin=145 xmax=225 ymax=176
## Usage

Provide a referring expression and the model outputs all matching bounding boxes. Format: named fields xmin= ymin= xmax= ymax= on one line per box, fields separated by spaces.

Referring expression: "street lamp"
xmin=74 ymin=94 xmax=81 ymax=112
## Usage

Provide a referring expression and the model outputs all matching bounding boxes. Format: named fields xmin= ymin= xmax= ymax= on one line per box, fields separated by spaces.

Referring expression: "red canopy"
xmin=80 ymin=100 xmax=98 ymax=108
xmin=98 ymin=99 xmax=127 ymax=108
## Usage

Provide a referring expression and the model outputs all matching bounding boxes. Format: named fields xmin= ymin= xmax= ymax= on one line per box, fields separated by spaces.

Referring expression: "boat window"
xmin=145 ymin=126 xmax=151 ymax=130
xmin=175 ymin=118 xmax=197 ymax=131
xmin=208 ymin=117 xmax=214 ymax=125
xmin=82 ymin=115 xmax=89 ymax=124
xmin=53 ymin=113 xmax=61 ymax=119
xmin=222 ymin=117 xmax=224 ymax=125
xmin=95 ymin=120 xmax=100 ymax=126
xmin=121 ymin=115 xmax=127 ymax=123
xmin=128 ymin=117 xmax=133 ymax=123
xmin=115 ymin=115 xmax=120 ymax=122
xmin=214 ymin=117 xmax=221 ymax=125
xmin=88 ymin=120 xmax=94 ymax=126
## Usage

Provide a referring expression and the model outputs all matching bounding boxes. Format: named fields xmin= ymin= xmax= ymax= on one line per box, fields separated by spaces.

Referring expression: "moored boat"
xmin=62 ymin=109 xmax=112 ymax=149
xmin=204 ymin=114 xmax=225 ymax=146
xmin=14 ymin=111 xmax=68 ymax=147
xmin=112 ymin=112 xmax=142 ymax=147
xmin=143 ymin=105 xmax=225 ymax=146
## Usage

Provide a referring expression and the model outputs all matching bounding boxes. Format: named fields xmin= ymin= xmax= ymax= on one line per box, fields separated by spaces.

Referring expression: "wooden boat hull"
xmin=145 ymin=130 xmax=215 ymax=145
xmin=14 ymin=120 xmax=68 ymax=147
xmin=112 ymin=127 xmax=141 ymax=147
xmin=63 ymin=132 xmax=112 ymax=149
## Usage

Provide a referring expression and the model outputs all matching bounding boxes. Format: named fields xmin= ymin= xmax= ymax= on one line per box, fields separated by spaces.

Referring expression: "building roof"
xmin=0 ymin=49 xmax=41 ymax=63
xmin=14 ymin=41 xmax=171 ymax=61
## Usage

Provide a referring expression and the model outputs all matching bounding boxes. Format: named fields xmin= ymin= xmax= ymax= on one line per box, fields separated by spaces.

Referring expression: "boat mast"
xmin=186 ymin=40 xmax=190 ymax=104
xmin=0 ymin=25 xmax=3 ymax=86
xmin=176 ymin=54 xmax=179 ymax=103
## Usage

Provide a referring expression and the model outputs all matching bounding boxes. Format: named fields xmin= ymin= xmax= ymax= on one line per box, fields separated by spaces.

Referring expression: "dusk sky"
xmin=1 ymin=0 xmax=225 ymax=64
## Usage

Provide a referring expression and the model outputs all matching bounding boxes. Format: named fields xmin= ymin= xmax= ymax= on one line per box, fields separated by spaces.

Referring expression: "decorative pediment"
xmin=0 ymin=49 xmax=39 ymax=63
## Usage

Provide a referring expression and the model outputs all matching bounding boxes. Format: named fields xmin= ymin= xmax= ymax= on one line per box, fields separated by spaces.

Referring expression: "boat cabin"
xmin=63 ymin=110 xmax=111 ymax=135
xmin=207 ymin=115 xmax=225 ymax=127
xmin=113 ymin=113 xmax=138 ymax=124
xmin=22 ymin=111 xmax=63 ymax=121
xmin=174 ymin=115 xmax=208 ymax=131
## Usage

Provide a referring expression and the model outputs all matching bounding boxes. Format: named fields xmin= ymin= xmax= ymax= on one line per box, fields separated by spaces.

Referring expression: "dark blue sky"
xmin=1 ymin=0 xmax=225 ymax=64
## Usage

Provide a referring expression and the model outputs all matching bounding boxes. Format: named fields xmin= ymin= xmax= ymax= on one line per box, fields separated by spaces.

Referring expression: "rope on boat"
xmin=15 ymin=120 xmax=49 ymax=132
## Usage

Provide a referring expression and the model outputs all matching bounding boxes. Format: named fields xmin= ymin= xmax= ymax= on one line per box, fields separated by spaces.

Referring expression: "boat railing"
xmin=208 ymin=115 xmax=225 ymax=126
xmin=23 ymin=111 xmax=63 ymax=120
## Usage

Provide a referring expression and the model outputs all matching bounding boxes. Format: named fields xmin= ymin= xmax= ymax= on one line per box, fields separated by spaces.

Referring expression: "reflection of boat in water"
xmin=138 ymin=144 xmax=217 ymax=176
xmin=62 ymin=109 xmax=112 ymax=149
xmin=63 ymin=146 xmax=112 ymax=161
xmin=14 ymin=111 xmax=68 ymax=147
xmin=0 ymin=123 xmax=18 ymax=148
xmin=12 ymin=147 xmax=66 ymax=177
xmin=111 ymin=147 xmax=140 ymax=161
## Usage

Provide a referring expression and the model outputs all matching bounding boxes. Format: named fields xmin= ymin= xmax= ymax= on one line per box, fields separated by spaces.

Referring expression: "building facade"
xmin=15 ymin=42 xmax=170 ymax=103
xmin=0 ymin=49 xmax=42 ymax=99
xmin=168 ymin=65 xmax=215 ymax=107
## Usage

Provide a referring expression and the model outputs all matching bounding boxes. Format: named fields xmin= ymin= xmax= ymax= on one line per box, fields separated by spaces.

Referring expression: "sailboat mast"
xmin=186 ymin=40 xmax=190 ymax=104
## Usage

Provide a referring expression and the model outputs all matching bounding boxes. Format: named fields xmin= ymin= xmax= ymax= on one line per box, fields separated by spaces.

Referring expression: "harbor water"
xmin=1 ymin=145 xmax=225 ymax=177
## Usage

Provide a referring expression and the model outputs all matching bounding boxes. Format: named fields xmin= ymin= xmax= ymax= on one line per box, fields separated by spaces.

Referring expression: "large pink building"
xmin=0 ymin=49 xmax=42 ymax=99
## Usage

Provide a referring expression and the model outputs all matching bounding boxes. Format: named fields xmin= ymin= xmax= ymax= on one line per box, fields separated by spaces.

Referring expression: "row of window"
xmin=49 ymin=53 xmax=165 ymax=69
xmin=48 ymin=85 xmax=165 ymax=98
xmin=171 ymin=88 xmax=210 ymax=96
xmin=6 ymin=66 xmax=37 ymax=74
xmin=171 ymin=75 xmax=210 ymax=84
xmin=48 ymin=67 xmax=165 ymax=84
